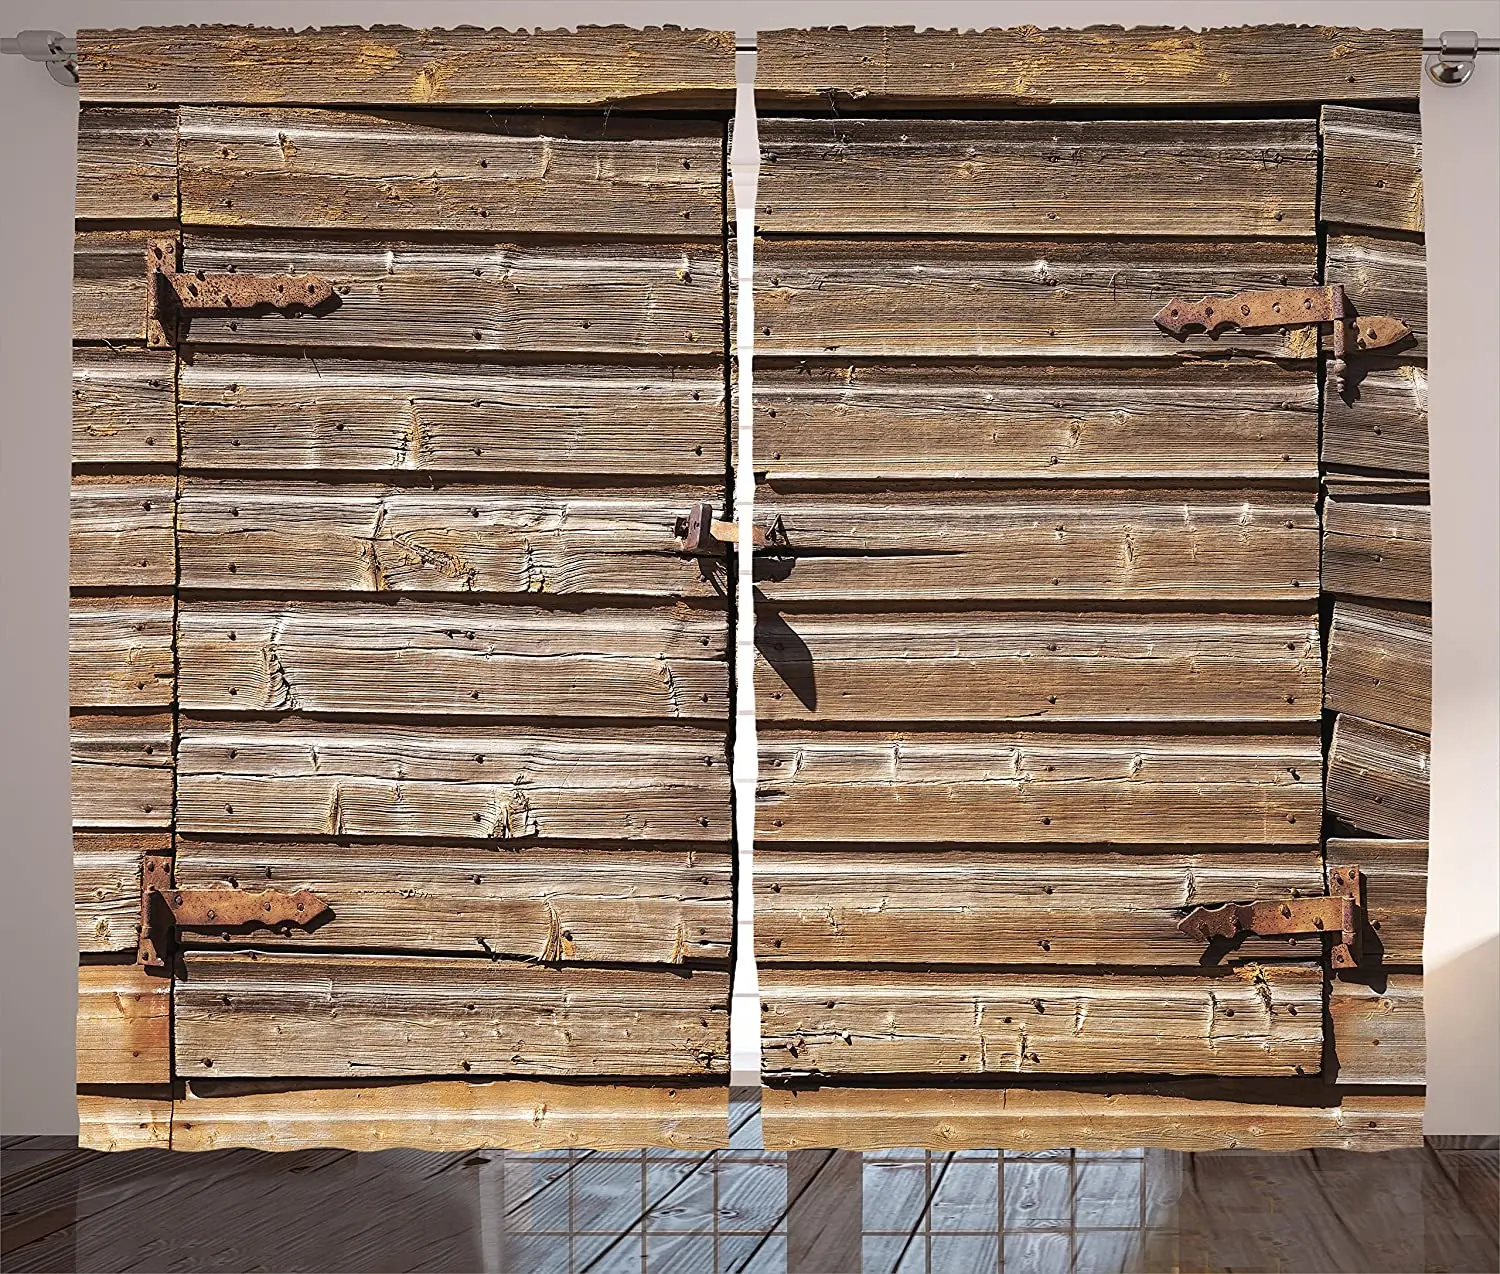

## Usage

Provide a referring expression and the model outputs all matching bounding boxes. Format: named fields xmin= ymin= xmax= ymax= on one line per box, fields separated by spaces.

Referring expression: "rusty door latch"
xmin=1177 ymin=864 xmax=1364 ymax=970
xmin=137 ymin=854 xmax=331 ymax=968
xmin=146 ymin=237 xmax=335 ymax=348
xmin=676 ymin=502 xmax=768 ymax=554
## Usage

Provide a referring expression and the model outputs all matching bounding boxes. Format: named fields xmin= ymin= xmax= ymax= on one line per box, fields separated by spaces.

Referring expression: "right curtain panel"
xmin=750 ymin=24 xmax=1429 ymax=1151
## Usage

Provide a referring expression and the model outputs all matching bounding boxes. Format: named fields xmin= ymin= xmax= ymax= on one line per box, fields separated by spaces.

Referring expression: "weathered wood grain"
xmin=73 ymin=229 xmax=154 ymax=341
xmin=71 ymin=712 xmax=173 ymax=828
xmin=761 ymin=1085 xmax=1424 ymax=1152
xmin=72 ymin=345 xmax=176 ymax=465
xmin=1323 ymin=496 xmax=1431 ymax=602
xmin=173 ymin=839 xmax=731 ymax=963
xmin=756 ymin=612 xmax=1320 ymax=724
xmin=755 ymin=848 xmax=1326 ymax=965
xmin=1328 ymin=838 xmax=1426 ymax=967
xmin=174 ymin=953 xmax=729 ymax=1078
xmin=178 ymin=356 xmax=725 ymax=475
xmin=754 ymin=489 xmax=1318 ymax=603
xmin=70 ymin=596 xmax=174 ymax=709
xmin=177 ymin=721 xmax=729 ymax=841
xmin=178 ymin=480 xmax=724 ymax=598
xmin=756 ymin=118 xmax=1316 ymax=237
xmin=752 ymin=362 xmax=1317 ymax=482
xmin=1331 ymin=974 xmax=1425 ymax=1084
xmin=180 ymin=108 xmax=724 ymax=236
xmin=172 ymin=233 xmax=723 ymax=355
xmin=1327 ymin=231 xmax=1426 ymax=359
xmin=1320 ymin=106 xmax=1423 ymax=233
xmin=1323 ymin=473 xmax=1429 ymax=498
xmin=76 ymin=107 xmax=178 ymax=222
xmin=754 ymin=238 xmax=1318 ymax=359
xmin=79 ymin=26 xmax=738 ymax=108
xmin=178 ymin=601 xmax=727 ymax=720
xmin=1325 ymin=602 xmax=1431 ymax=733
xmin=173 ymin=1078 xmax=728 ymax=1151
xmin=1323 ymin=361 xmax=1427 ymax=474
xmin=76 ymin=832 xmax=166 ymax=953
xmin=758 ymin=733 xmax=1321 ymax=844
xmin=77 ymin=1089 xmax=172 ymax=1151
xmin=77 ymin=962 xmax=171 ymax=1085
xmin=1328 ymin=714 xmax=1430 ymax=838
xmin=70 ymin=474 xmax=176 ymax=589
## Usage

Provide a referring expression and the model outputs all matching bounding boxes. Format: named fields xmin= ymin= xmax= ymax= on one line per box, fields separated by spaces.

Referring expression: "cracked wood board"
xmin=1320 ymin=106 xmax=1424 ymax=233
xmin=1327 ymin=714 xmax=1430 ymax=839
xmin=70 ymin=596 xmax=175 ymax=709
xmin=1325 ymin=602 xmax=1431 ymax=734
xmin=71 ymin=712 xmax=174 ymax=829
xmin=69 ymin=474 xmax=177 ymax=589
xmin=72 ymin=346 xmax=176 ymax=465
xmin=75 ymin=832 xmax=167 ymax=954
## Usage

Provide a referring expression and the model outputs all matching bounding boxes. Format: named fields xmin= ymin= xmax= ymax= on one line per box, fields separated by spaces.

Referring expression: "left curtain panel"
xmin=69 ymin=25 xmax=738 ymax=1151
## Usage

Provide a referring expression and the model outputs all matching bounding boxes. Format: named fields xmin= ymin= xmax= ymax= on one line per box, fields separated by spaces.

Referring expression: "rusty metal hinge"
xmin=137 ymin=854 xmax=331 ymax=968
xmin=1177 ymin=864 xmax=1364 ymax=969
xmin=675 ymin=502 xmax=769 ymax=554
xmin=146 ymin=237 xmax=335 ymax=348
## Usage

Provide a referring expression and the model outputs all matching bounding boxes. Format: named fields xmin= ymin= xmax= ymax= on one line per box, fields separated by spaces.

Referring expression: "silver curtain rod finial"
xmin=1426 ymin=31 xmax=1500 ymax=85
xmin=1 ymin=30 xmax=77 ymax=86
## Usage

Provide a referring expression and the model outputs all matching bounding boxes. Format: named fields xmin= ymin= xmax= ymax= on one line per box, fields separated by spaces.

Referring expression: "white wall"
xmin=2 ymin=0 xmax=1494 ymax=1136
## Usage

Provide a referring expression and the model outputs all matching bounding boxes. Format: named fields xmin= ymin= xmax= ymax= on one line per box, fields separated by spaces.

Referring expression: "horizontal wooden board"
xmin=756 ymin=612 xmax=1320 ymax=724
xmin=77 ymin=962 xmax=171 ymax=1085
xmin=752 ymin=362 xmax=1317 ymax=482
xmin=76 ymin=107 xmax=178 ymax=222
xmin=71 ymin=711 xmax=173 ymax=828
xmin=79 ymin=26 xmax=738 ymax=108
xmin=180 ymin=108 xmax=723 ymax=237
xmin=1323 ymin=496 xmax=1431 ymax=603
xmin=1325 ymin=602 xmax=1431 ymax=733
xmin=761 ymin=966 xmax=1323 ymax=1077
xmin=177 ymin=721 xmax=729 ymax=841
xmin=756 ymin=118 xmax=1316 ymax=237
xmin=754 ymin=489 xmax=1319 ymax=603
xmin=70 ymin=474 xmax=176 ymax=589
xmin=76 ymin=832 xmax=165 ymax=953
xmin=72 ymin=345 xmax=176 ymax=465
xmin=1327 ymin=231 xmax=1426 ymax=359
xmin=70 ymin=596 xmax=175 ymax=709
xmin=171 ymin=234 xmax=723 ymax=356
xmin=174 ymin=840 xmax=731 ymax=963
xmin=173 ymin=1079 xmax=728 ymax=1152
xmin=178 ymin=480 xmax=725 ymax=599
xmin=77 ymin=1089 xmax=173 ymax=1151
xmin=756 ymin=848 xmax=1326 ymax=965
xmin=1328 ymin=838 xmax=1426 ymax=967
xmin=1331 ymin=974 xmax=1425 ymax=1084
xmin=1328 ymin=714 xmax=1430 ymax=839
xmin=1323 ymin=473 xmax=1429 ymax=499
xmin=758 ymin=733 xmax=1321 ymax=845
xmin=1323 ymin=361 xmax=1427 ymax=474
xmin=754 ymin=238 xmax=1318 ymax=359
xmin=175 ymin=953 xmax=729 ymax=1078
xmin=73 ymin=229 xmax=154 ymax=341
xmin=760 ymin=1085 xmax=1424 ymax=1152
xmin=178 ymin=601 xmax=728 ymax=720
xmin=1320 ymin=106 xmax=1423 ymax=233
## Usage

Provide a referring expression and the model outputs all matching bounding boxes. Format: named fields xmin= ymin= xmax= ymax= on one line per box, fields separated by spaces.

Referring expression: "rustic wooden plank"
xmin=1328 ymin=837 xmax=1426 ymax=966
xmin=70 ymin=596 xmax=174 ymax=709
xmin=71 ymin=712 xmax=173 ymax=829
xmin=175 ymin=233 xmax=723 ymax=356
xmin=77 ymin=963 xmax=171 ymax=1085
xmin=73 ymin=229 xmax=152 ymax=341
xmin=77 ymin=1089 xmax=172 ymax=1151
xmin=1323 ymin=360 xmax=1427 ymax=474
xmin=757 ymin=612 xmax=1320 ymax=724
xmin=762 ymin=967 xmax=1323 ymax=1078
xmin=177 ymin=721 xmax=729 ymax=841
xmin=178 ymin=356 xmax=725 ymax=475
xmin=757 ymin=118 xmax=1316 ymax=237
xmin=1325 ymin=602 xmax=1431 ymax=733
xmin=75 ymin=832 xmax=165 ymax=953
xmin=758 ymin=733 xmax=1321 ymax=845
xmin=1320 ymin=106 xmax=1423 ymax=233
xmin=760 ymin=1085 xmax=1424 ymax=1152
xmin=174 ymin=840 xmax=731 ymax=963
xmin=1331 ymin=974 xmax=1425 ymax=1084
xmin=755 ymin=489 xmax=1318 ymax=603
xmin=178 ymin=480 xmax=724 ymax=599
xmin=180 ymin=108 xmax=723 ymax=236
xmin=754 ymin=238 xmax=1319 ymax=359
xmin=756 ymin=848 xmax=1327 ymax=965
xmin=1323 ymin=473 xmax=1429 ymax=498
xmin=754 ymin=26 xmax=1420 ymax=108
xmin=753 ymin=362 xmax=1317 ymax=482
xmin=70 ymin=474 xmax=176 ymax=589
xmin=174 ymin=953 xmax=729 ymax=1078
xmin=178 ymin=601 xmax=727 ymax=720
xmin=173 ymin=1079 xmax=728 ymax=1151
xmin=1327 ymin=231 xmax=1426 ymax=359
xmin=79 ymin=26 xmax=738 ymax=108
xmin=1323 ymin=496 xmax=1431 ymax=602
xmin=72 ymin=345 xmax=176 ymax=465
xmin=76 ymin=107 xmax=178 ymax=222
xmin=1328 ymin=714 xmax=1430 ymax=838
